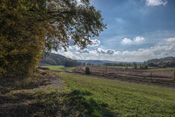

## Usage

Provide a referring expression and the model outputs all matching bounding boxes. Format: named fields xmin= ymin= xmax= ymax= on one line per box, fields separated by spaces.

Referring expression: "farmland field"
xmin=75 ymin=66 xmax=175 ymax=87
xmin=55 ymin=72 xmax=175 ymax=116
xmin=1 ymin=66 xmax=175 ymax=116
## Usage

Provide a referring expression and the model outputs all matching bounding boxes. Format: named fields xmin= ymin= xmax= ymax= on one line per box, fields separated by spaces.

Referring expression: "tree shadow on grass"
xmin=0 ymin=90 xmax=114 ymax=117
xmin=62 ymin=90 xmax=114 ymax=117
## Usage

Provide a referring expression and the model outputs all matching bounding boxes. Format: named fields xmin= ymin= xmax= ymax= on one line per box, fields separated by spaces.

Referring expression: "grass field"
xmin=55 ymin=72 xmax=175 ymax=116
xmin=1 ymin=67 xmax=175 ymax=116
xmin=42 ymin=65 xmax=65 ymax=71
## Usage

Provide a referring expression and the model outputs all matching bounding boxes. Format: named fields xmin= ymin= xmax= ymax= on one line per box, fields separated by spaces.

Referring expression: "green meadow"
xmin=42 ymin=65 xmax=65 ymax=71
xmin=55 ymin=72 xmax=175 ymax=116
xmin=1 ymin=67 xmax=175 ymax=116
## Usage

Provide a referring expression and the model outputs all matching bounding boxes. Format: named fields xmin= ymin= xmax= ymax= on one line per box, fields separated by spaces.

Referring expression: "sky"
xmin=54 ymin=0 xmax=175 ymax=62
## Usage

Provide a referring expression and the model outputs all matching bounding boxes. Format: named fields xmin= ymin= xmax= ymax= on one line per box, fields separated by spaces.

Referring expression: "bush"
xmin=139 ymin=65 xmax=148 ymax=69
xmin=172 ymin=70 xmax=175 ymax=81
xmin=85 ymin=67 xmax=90 ymax=75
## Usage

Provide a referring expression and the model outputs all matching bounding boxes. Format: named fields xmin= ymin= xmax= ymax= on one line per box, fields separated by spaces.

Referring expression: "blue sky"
xmin=54 ymin=0 xmax=175 ymax=62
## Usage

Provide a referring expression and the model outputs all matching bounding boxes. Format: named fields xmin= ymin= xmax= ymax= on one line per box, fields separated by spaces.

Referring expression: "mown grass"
xmin=56 ymin=73 xmax=175 ymax=116
xmin=42 ymin=65 xmax=65 ymax=71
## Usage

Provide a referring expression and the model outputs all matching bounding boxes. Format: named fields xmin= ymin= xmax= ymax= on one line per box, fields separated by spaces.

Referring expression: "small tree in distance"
xmin=172 ymin=70 xmax=175 ymax=81
xmin=85 ymin=67 xmax=90 ymax=75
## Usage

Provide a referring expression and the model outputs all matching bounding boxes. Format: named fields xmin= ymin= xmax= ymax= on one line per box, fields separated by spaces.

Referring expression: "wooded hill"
xmin=39 ymin=53 xmax=80 ymax=67
xmin=145 ymin=57 xmax=175 ymax=67
xmin=146 ymin=57 xmax=175 ymax=64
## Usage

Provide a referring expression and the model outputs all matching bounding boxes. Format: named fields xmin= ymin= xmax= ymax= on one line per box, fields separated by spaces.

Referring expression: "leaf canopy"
xmin=0 ymin=0 xmax=106 ymax=76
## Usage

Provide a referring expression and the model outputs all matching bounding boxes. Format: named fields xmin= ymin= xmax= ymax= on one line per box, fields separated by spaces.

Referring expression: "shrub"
xmin=139 ymin=65 xmax=143 ymax=69
xmin=85 ymin=67 xmax=90 ymax=75
xmin=139 ymin=65 xmax=148 ymax=69
xmin=172 ymin=70 xmax=175 ymax=81
xmin=145 ymin=65 xmax=148 ymax=69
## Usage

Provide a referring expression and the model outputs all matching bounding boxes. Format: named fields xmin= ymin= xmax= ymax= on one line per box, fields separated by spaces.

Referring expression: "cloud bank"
xmin=53 ymin=37 xmax=175 ymax=62
xmin=146 ymin=0 xmax=168 ymax=6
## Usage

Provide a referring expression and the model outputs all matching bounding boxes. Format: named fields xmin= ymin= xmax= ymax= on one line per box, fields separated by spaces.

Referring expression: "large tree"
xmin=0 ymin=0 xmax=106 ymax=76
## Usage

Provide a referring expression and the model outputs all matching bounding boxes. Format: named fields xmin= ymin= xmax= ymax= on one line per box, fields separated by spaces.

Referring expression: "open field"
xmin=56 ymin=72 xmax=175 ymax=116
xmin=1 ymin=67 xmax=175 ymax=116
xmin=75 ymin=66 xmax=175 ymax=87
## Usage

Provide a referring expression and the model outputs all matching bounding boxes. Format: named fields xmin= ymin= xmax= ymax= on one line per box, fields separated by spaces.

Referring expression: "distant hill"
xmin=77 ymin=60 xmax=143 ymax=65
xmin=146 ymin=57 xmax=175 ymax=64
xmin=77 ymin=60 xmax=132 ymax=65
xmin=39 ymin=53 xmax=80 ymax=67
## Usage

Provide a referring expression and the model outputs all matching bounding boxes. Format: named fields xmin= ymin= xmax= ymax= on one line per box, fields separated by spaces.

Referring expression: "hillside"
xmin=146 ymin=57 xmax=175 ymax=64
xmin=39 ymin=53 xmax=80 ymax=67
xmin=77 ymin=60 xmax=119 ymax=65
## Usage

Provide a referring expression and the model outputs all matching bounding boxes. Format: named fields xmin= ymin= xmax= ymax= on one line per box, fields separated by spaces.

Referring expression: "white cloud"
xmin=89 ymin=39 xmax=101 ymax=47
xmin=134 ymin=36 xmax=145 ymax=42
xmin=121 ymin=38 xmax=133 ymax=44
xmin=96 ymin=48 xmax=115 ymax=55
xmin=146 ymin=0 xmax=168 ymax=6
xmin=53 ymin=37 xmax=175 ymax=62
xmin=77 ymin=49 xmax=90 ymax=53
xmin=166 ymin=37 xmax=175 ymax=42
xmin=121 ymin=36 xmax=145 ymax=44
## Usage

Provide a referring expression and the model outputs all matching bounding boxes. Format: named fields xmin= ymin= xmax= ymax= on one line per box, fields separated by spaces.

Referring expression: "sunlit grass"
xmin=56 ymin=72 xmax=175 ymax=116
xmin=42 ymin=65 xmax=65 ymax=71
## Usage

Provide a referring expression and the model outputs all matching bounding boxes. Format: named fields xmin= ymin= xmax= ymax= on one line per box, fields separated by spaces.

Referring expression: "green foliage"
xmin=0 ymin=0 xmax=106 ymax=77
xmin=85 ymin=67 xmax=90 ymax=75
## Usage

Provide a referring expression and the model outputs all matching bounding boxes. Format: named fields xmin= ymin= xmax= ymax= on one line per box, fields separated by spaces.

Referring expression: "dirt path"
xmin=46 ymin=73 xmax=62 ymax=87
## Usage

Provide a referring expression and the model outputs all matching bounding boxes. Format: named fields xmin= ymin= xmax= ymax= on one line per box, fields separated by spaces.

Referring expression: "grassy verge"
xmin=55 ymin=72 xmax=175 ymax=116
